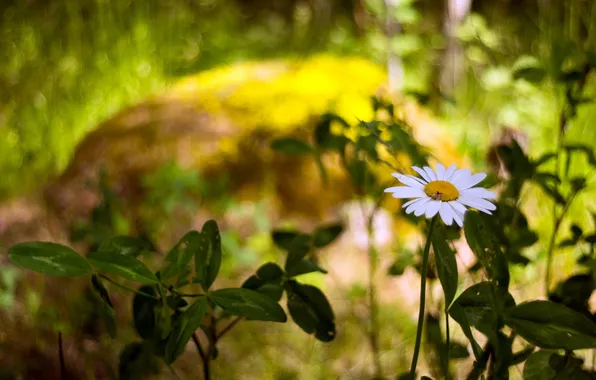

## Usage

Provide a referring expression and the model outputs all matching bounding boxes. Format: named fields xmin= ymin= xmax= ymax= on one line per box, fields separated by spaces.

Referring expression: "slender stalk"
xmin=544 ymin=192 xmax=577 ymax=295
xmin=216 ymin=317 xmax=243 ymax=340
xmin=362 ymin=200 xmax=383 ymax=379
xmin=58 ymin=331 xmax=66 ymax=380
xmin=192 ymin=333 xmax=210 ymax=380
xmin=444 ymin=311 xmax=450 ymax=380
xmin=98 ymin=274 xmax=159 ymax=300
xmin=410 ymin=216 xmax=438 ymax=379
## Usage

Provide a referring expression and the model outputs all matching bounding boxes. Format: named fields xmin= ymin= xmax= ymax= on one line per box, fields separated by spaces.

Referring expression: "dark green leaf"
xmin=510 ymin=346 xmax=535 ymax=366
xmin=450 ymin=281 xmax=515 ymax=342
xmin=271 ymin=138 xmax=313 ymax=155
xmin=523 ymin=351 xmax=556 ymax=380
xmin=431 ymin=231 xmax=458 ymax=306
xmin=286 ymin=258 xmax=327 ymax=277
xmin=88 ymin=250 xmax=157 ymax=284
xmin=513 ymin=66 xmax=546 ymax=84
xmin=256 ymin=262 xmax=284 ymax=282
xmin=312 ymin=223 xmax=344 ymax=248
xmin=9 ymin=242 xmax=92 ymax=277
xmin=314 ymin=114 xmax=350 ymax=152
xmin=133 ymin=286 xmax=159 ymax=340
xmin=585 ymin=234 xmax=596 ymax=244
xmin=194 ymin=220 xmax=222 ymax=291
xmin=286 ymin=281 xmax=335 ymax=342
xmin=161 ymin=231 xmax=201 ymax=281
xmin=388 ymin=251 xmax=414 ymax=276
xmin=505 ymin=300 xmax=596 ymax=350
xmin=209 ymin=288 xmax=287 ymax=322
xmin=280 ymin=234 xmax=312 ymax=271
xmin=91 ymin=275 xmax=117 ymax=338
xmin=241 ymin=275 xmax=284 ymax=302
xmin=98 ymin=236 xmax=152 ymax=258
xmin=164 ymin=297 xmax=208 ymax=364
xmin=464 ymin=212 xmax=510 ymax=290
xmin=449 ymin=342 xmax=470 ymax=360
xmin=271 ymin=230 xmax=300 ymax=251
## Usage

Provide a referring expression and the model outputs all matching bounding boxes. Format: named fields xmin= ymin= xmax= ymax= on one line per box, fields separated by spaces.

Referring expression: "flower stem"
xmin=409 ymin=215 xmax=438 ymax=379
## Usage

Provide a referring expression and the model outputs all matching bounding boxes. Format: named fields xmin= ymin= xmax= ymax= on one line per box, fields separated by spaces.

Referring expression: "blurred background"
xmin=1 ymin=0 xmax=596 ymax=379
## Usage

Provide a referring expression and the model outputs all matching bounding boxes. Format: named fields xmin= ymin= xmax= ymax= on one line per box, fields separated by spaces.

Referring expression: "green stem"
xmin=192 ymin=333 xmax=210 ymax=380
xmin=544 ymin=192 xmax=577 ymax=296
xmin=409 ymin=216 xmax=438 ymax=379
xmin=98 ymin=274 xmax=160 ymax=300
xmin=445 ymin=311 xmax=450 ymax=380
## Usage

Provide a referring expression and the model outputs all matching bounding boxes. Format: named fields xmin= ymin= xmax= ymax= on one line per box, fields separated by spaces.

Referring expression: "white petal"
xmin=423 ymin=166 xmax=437 ymax=181
xmin=449 ymin=201 xmax=468 ymax=214
xmin=412 ymin=166 xmax=431 ymax=183
xmin=439 ymin=203 xmax=453 ymax=225
xmin=435 ymin=163 xmax=446 ymax=180
xmin=391 ymin=173 xmax=424 ymax=188
xmin=452 ymin=208 xmax=464 ymax=227
xmin=424 ymin=200 xmax=442 ymax=218
xmin=458 ymin=195 xmax=497 ymax=211
xmin=461 ymin=187 xmax=497 ymax=199
xmin=444 ymin=164 xmax=457 ymax=181
xmin=450 ymin=169 xmax=471 ymax=188
xmin=456 ymin=173 xmax=487 ymax=190
xmin=407 ymin=197 xmax=430 ymax=214
xmin=402 ymin=198 xmax=418 ymax=208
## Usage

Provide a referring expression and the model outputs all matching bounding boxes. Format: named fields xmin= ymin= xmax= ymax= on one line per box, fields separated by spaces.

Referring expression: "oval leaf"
xmin=88 ymin=250 xmax=157 ymax=284
xmin=164 ymin=297 xmax=208 ymax=364
xmin=133 ymin=286 xmax=159 ymax=340
xmin=286 ymin=281 xmax=335 ymax=342
xmin=464 ymin=212 xmax=510 ymax=290
xmin=209 ymin=288 xmax=287 ymax=322
xmin=271 ymin=138 xmax=313 ymax=155
xmin=505 ymin=300 xmax=596 ymax=350
xmin=194 ymin=220 xmax=222 ymax=291
xmin=312 ymin=224 xmax=344 ymax=248
xmin=431 ymin=230 xmax=458 ymax=306
xmin=9 ymin=242 xmax=92 ymax=277
xmin=256 ymin=262 xmax=284 ymax=282
xmin=161 ymin=231 xmax=201 ymax=281
xmin=98 ymin=236 xmax=152 ymax=258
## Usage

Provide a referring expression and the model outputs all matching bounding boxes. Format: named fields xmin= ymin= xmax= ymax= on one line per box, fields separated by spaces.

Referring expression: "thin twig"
xmin=98 ymin=274 xmax=159 ymax=300
xmin=58 ymin=331 xmax=66 ymax=380
xmin=216 ymin=317 xmax=243 ymax=340
xmin=192 ymin=332 xmax=210 ymax=380
xmin=410 ymin=216 xmax=438 ymax=379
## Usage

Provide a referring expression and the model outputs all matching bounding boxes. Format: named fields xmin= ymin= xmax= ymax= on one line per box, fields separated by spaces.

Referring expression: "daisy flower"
xmin=384 ymin=164 xmax=496 ymax=227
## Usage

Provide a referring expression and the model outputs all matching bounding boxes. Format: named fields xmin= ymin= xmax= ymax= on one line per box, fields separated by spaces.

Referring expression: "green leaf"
xmin=209 ymin=288 xmax=287 ymax=322
xmin=314 ymin=114 xmax=350 ymax=152
xmin=505 ymin=300 xmax=596 ymax=350
xmin=450 ymin=281 xmax=515 ymax=342
xmin=510 ymin=346 xmax=535 ymax=366
xmin=312 ymin=223 xmax=344 ymax=248
xmin=194 ymin=220 xmax=222 ymax=291
xmin=533 ymin=152 xmax=557 ymax=167
xmin=523 ymin=350 xmax=557 ymax=380
xmin=241 ymin=275 xmax=284 ymax=302
xmin=513 ymin=65 xmax=546 ymax=84
xmin=564 ymin=144 xmax=596 ymax=167
xmin=388 ymin=250 xmax=414 ymax=276
xmin=91 ymin=275 xmax=117 ymax=338
xmin=464 ymin=212 xmax=510 ymax=290
xmin=9 ymin=242 xmax=93 ymax=277
xmin=271 ymin=138 xmax=313 ymax=155
xmin=449 ymin=342 xmax=470 ymax=360
xmin=88 ymin=250 xmax=158 ymax=284
xmin=432 ymin=230 xmax=458 ymax=306
xmin=425 ymin=312 xmax=448 ymax=378
xmin=133 ymin=286 xmax=159 ymax=340
xmin=164 ymin=297 xmax=208 ymax=364
xmin=161 ymin=231 xmax=201 ymax=281
xmin=285 ymin=281 xmax=335 ymax=342
xmin=286 ymin=258 xmax=327 ymax=277
xmin=98 ymin=236 xmax=152 ymax=258
xmin=256 ymin=262 xmax=284 ymax=282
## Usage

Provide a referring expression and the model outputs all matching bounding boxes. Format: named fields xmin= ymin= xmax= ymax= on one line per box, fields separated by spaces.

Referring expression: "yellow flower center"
xmin=424 ymin=180 xmax=459 ymax=202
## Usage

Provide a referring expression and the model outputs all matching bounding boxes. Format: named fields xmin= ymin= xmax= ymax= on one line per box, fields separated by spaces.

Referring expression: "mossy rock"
xmin=43 ymin=54 xmax=467 ymax=234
